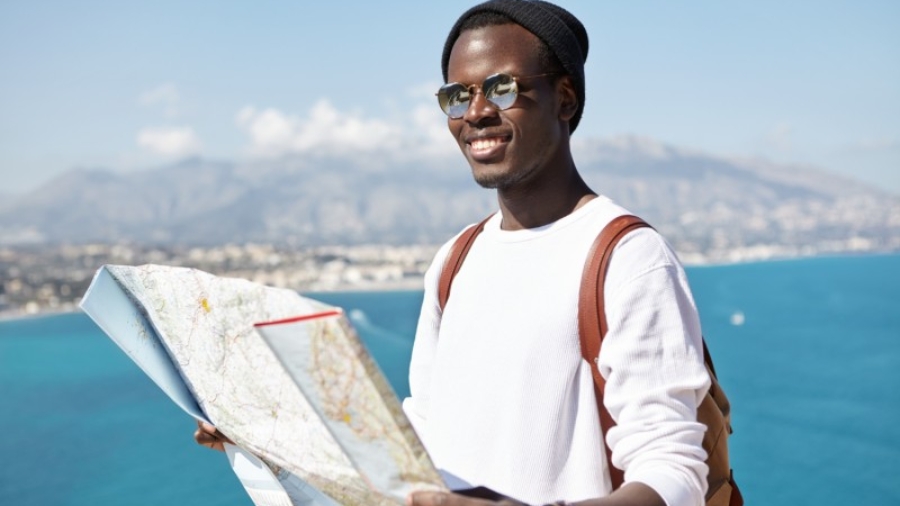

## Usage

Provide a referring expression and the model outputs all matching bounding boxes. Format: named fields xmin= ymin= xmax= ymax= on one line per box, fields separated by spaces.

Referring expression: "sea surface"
xmin=1 ymin=254 xmax=898 ymax=505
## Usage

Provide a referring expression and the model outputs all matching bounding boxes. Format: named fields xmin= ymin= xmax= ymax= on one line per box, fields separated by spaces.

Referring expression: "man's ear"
xmin=556 ymin=75 xmax=578 ymax=122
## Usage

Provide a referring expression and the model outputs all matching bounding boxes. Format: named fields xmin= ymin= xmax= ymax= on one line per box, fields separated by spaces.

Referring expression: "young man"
xmin=199 ymin=2 xmax=711 ymax=505
xmin=402 ymin=1 xmax=710 ymax=505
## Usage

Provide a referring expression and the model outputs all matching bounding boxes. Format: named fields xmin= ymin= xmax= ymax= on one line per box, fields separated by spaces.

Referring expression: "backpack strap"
xmin=438 ymin=214 xmax=493 ymax=312
xmin=579 ymin=216 xmax=741 ymax=505
xmin=578 ymin=214 xmax=652 ymax=490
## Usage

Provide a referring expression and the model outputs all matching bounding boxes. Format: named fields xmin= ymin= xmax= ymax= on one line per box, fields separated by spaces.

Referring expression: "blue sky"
xmin=1 ymin=0 xmax=898 ymax=194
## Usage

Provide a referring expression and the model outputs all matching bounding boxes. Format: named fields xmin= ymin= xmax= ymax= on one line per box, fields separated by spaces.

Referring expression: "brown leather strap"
xmin=578 ymin=215 xmax=651 ymax=392
xmin=729 ymin=471 xmax=743 ymax=506
xmin=438 ymin=214 xmax=493 ymax=312
xmin=578 ymin=214 xmax=651 ymax=490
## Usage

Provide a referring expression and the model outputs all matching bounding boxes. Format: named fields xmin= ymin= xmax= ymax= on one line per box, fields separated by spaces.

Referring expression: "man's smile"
xmin=466 ymin=134 xmax=511 ymax=160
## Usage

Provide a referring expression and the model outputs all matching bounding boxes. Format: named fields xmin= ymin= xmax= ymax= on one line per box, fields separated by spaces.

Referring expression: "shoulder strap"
xmin=438 ymin=214 xmax=493 ymax=312
xmin=577 ymin=215 xmax=652 ymax=392
xmin=579 ymin=216 xmax=742 ymax=504
xmin=578 ymin=214 xmax=651 ymax=491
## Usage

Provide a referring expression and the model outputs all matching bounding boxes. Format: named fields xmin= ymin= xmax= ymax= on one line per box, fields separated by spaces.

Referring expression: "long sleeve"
xmin=402 ymin=236 xmax=455 ymax=442
xmin=599 ymin=229 xmax=711 ymax=506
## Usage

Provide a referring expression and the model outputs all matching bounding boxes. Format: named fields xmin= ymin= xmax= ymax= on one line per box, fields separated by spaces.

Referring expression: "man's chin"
xmin=473 ymin=176 xmax=500 ymax=189
xmin=472 ymin=172 xmax=505 ymax=190
xmin=471 ymin=164 xmax=518 ymax=190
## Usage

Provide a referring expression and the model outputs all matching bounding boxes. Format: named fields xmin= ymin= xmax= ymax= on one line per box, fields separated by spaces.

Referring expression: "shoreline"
xmin=3 ymin=250 xmax=897 ymax=324
xmin=681 ymin=249 xmax=900 ymax=269
xmin=0 ymin=279 xmax=429 ymax=324
xmin=0 ymin=307 xmax=78 ymax=323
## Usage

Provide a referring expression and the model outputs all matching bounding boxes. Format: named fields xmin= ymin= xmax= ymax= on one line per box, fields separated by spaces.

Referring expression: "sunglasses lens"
xmin=484 ymin=73 xmax=517 ymax=110
xmin=436 ymin=73 xmax=519 ymax=118
xmin=437 ymin=83 xmax=470 ymax=118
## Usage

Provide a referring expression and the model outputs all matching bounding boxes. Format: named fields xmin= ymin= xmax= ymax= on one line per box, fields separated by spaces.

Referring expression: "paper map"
xmin=80 ymin=264 xmax=445 ymax=505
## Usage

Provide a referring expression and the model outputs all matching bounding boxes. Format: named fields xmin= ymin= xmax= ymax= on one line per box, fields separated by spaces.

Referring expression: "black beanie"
xmin=441 ymin=0 xmax=589 ymax=133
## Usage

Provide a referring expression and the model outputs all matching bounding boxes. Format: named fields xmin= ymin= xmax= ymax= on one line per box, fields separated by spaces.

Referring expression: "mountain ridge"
xmin=2 ymin=136 xmax=897 ymax=261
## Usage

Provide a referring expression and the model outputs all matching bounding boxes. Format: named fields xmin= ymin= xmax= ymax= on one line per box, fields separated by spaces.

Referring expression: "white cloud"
xmin=139 ymin=83 xmax=181 ymax=118
xmin=235 ymin=88 xmax=456 ymax=161
xmin=136 ymin=126 xmax=201 ymax=157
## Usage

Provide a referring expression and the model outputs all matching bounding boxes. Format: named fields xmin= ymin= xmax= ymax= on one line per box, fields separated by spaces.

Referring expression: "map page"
xmin=256 ymin=311 xmax=442 ymax=501
xmin=80 ymin=264 xmax=445 ymax=505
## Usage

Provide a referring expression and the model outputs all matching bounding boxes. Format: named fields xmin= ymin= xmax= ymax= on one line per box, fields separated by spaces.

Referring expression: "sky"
xmin=1 ymin=0 xmax=898 ymax=195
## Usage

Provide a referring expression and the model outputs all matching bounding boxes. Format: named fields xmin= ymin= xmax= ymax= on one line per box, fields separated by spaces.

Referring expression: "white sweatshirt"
xmin=402 ymin=196 xmax=710 ymax=506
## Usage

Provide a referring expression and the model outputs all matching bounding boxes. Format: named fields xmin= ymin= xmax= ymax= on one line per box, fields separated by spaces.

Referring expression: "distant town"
xmin=2 ymin=235 xmax=896 ymax=320
xmin=0 ymin=242 xmax=438 ymax=319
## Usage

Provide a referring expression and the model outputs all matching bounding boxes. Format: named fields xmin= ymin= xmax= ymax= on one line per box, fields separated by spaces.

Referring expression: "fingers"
xmin=194 ymin=421 xmax=224 ymax=452
xmin=193 ymin=420 xmax=232 ymax=452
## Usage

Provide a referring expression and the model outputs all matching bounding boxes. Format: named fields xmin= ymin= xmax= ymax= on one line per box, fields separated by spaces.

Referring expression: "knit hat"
xmin=441 ymin=0 xmax=589 ymax=133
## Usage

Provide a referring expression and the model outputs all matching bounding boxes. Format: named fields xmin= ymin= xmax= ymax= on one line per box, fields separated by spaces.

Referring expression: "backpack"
xmin=437 ymin=214 xmax=742 ymax=506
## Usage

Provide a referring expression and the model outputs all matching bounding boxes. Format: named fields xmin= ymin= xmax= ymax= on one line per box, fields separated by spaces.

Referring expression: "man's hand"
xmin=193 ymin=420 xmax=234 ymax=452
xmin=407 ymin=491 xmax=529 ymax=506
xmin=408 ymin=481 xmax=665 ymax=506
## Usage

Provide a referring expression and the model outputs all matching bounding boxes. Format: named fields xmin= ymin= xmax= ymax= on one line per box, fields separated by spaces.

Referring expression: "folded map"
xmin=80 ymin=264 xmax=446 ymax=506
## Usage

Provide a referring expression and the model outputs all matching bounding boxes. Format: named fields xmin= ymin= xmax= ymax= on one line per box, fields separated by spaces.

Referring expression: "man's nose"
xmin=463 ymin=89 xmax=499 ymax=124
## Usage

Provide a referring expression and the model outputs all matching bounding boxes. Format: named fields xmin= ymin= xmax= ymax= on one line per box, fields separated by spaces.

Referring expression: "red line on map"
xmin=254 ymin=309 xmax=343 ymax=327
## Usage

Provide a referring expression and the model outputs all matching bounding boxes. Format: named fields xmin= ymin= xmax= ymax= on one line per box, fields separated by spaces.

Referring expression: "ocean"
xmin=1 ymin=254 xmax=898 ymax=505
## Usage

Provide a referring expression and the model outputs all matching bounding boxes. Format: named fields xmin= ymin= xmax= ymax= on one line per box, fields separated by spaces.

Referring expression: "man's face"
xmin=446 ymin=23 xmax=568 ymax=190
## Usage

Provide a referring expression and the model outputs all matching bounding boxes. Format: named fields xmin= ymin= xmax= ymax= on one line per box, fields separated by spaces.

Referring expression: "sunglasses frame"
xmin=436 ymin=72 xmax=561 ymax=119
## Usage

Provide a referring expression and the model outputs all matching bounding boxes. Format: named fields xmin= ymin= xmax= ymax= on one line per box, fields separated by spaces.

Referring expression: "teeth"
xmin=471 ymin=137 xmax=503 ymax=151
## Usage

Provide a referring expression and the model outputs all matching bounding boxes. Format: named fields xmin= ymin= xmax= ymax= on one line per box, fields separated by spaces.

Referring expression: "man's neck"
xmin=496 ymin=167 xmax=596 ymax=231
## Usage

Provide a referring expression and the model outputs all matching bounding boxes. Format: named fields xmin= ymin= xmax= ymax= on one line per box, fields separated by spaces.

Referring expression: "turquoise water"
xmin=1 ymin=254 xmax=898 ymax=505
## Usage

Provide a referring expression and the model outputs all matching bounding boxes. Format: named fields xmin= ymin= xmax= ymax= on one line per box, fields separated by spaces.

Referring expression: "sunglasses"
xmin=436 ymin=72 xmax=560 ymax=119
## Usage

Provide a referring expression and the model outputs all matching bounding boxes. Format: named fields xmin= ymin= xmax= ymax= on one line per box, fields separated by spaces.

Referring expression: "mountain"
xmin=1 ymin=136 xmax=898 ymax=262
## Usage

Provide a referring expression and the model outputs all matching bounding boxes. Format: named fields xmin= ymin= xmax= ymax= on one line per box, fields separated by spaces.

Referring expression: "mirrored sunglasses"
xmin=436 ymin=72 xmax=559 ymax=119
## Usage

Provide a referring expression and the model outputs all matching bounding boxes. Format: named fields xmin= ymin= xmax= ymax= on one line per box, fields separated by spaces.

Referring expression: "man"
xmin=199 ymin=1 xmax=711 ymax=505
xmin=402 ymin=1 xmax=710 ymax=505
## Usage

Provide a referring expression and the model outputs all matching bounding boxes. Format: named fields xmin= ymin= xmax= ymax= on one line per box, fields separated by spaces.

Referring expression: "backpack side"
xmin=578 ymin=214 xmax=741 ymax=506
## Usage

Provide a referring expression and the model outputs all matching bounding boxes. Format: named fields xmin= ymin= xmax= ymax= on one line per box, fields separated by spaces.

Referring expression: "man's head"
xmin=439 ymin=1 xmax=588 ymax=190
xmin=441 ymin=0 xmax=589 ymax=133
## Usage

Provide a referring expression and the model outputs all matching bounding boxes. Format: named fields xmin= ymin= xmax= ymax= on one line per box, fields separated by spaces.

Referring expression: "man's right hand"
xmin=194 ymin=420 xmax=234 ymax=452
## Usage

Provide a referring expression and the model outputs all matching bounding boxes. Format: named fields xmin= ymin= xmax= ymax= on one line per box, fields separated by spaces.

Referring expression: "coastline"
xmin=0 ymin=307 xmax=79 ymax=323
xmin=3 ymin=250 xmax=897 ymax=324
xmin=681 ymin=249 xmax=900 ymax=269
xmin=0 ymin=277 xmax=429 ymax=324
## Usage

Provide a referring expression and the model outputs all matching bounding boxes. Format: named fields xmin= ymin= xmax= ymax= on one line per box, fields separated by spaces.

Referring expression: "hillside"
xmin=2 ymin=136 xmax=898 ymax=262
